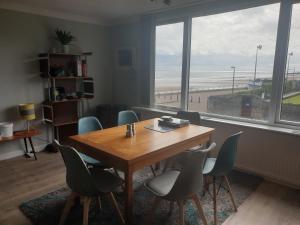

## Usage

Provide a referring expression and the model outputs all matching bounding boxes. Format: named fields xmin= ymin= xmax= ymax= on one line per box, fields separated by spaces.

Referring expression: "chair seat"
xmin=203 ymin=157 xmax=216 ymax=175
xmin=79 ymin=153 xmax=108 ymax=168
xmin=145 ymin=170 xmax=180 ymax=196
xmin=90 ymin=167 xmax=122 ymax=193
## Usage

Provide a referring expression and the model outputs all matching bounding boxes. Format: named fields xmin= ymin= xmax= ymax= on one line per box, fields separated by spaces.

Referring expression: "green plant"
xmin=55 ymin=28 xmax=75 ymax=45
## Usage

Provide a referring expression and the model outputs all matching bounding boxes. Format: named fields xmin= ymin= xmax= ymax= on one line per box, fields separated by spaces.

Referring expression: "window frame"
xmin=150 ymin=0 xmax=300 ymax=129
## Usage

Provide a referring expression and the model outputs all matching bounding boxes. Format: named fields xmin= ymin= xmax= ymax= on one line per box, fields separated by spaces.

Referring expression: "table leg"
xmin=28 ymin=137 xmax=37 ymax=160
xmin=124 ymin=168 xmax=133 ymax=225
xmin=23 ymin=138 xmax=30 ymax=158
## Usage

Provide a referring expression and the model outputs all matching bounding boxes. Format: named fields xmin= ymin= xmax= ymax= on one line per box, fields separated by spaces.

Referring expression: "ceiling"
xmin=0 ymin=0 xmax=213 ymax=25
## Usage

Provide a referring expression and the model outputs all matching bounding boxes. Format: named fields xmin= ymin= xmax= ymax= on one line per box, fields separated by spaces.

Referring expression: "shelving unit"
xmin=39 ymin=52 xmax=94 ymax=143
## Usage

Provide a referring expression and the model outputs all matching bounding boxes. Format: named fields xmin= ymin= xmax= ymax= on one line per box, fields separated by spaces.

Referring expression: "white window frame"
xmin=150 ymin=0 xmax=300 ymax=129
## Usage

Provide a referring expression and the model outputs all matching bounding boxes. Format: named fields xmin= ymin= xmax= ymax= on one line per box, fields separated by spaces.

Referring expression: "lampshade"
xmin=19 ymin=103 xmax=36 ymax=121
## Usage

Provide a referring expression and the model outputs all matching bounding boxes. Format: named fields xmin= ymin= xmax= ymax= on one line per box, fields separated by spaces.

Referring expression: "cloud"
xmin=155 ymin=3 xmax=300 ymax=71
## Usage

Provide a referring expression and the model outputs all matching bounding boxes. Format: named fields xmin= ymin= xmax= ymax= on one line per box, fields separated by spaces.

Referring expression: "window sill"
xmin=133 ymin=106 xmax=300 ymax=137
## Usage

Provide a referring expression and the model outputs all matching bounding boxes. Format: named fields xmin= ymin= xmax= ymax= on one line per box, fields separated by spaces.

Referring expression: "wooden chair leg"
xmin=98 ymin=196 xmax=102 ymax=209
xmin=192 ymin=194 xmax=208 ymax=225
xmin=150 ymin=165 xmax=156 ymax=176
xmin=168 ymin=201 xmax=175 ymax=215
xmin=202 ymin=175 xmax=209 ymax=196
xmin=58 ymin=192 xmax=78 ymax=225
xmin=82 ymin=197 xmax=91 ymax=225
xmin=213 ymin=177 xmax=217 ymax=225
xmin=177 ymin=200 xmax=185 ymax=225
xmin=147 ymin=197 xmax=161 ymax=225
xmin=224 ymin=176 xmax=238 ymax=212
xmin=109 ymin=192 xmax=125 ymax=224
xmin=163 ymin=157 xmax=176 ymax=173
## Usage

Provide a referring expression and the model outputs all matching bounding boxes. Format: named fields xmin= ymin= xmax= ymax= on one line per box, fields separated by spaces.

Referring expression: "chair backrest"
xmin=176 ymin=111 xmax=201 ymax=125
xmin=211 ymin=131 xmax=243 ymax=176
xmin=53 ymin=140 xmax=98 ymax=196
xmin=166 ymin=143 xmax=216 ymax=200
xmin=118 ymin=110 xmax=139 ymax=126
xmin=78 ymin=116 xmax=103 ymax=134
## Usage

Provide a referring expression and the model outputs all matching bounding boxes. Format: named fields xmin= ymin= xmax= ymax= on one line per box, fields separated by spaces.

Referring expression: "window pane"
xmin=189 ymin=4 xmax=280 ymax=121
xmin=155 ymin=22 xmax=184 ymax=108
xmin=280 ymin=3 xmax=300 ymax=123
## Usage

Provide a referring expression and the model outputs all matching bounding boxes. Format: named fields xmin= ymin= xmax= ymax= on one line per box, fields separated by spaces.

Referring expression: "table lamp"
xmin=19 ymin=103 xmax=36 ymax=131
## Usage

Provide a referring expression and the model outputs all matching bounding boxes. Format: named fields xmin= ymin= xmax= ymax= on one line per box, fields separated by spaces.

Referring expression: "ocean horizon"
xmin=155 ymin=70 xmax=273 ymax=91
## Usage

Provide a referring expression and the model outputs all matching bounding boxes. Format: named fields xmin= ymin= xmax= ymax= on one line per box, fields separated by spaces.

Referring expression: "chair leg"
xmin=150 ymin=165 xmax=156 ymax=176
xmin=168 ymin=201 xmax=175 ymax=215
xmin=163 ymin=159 xmax=171 ymax=172
xmin=177 ymin=200 xmax=185 ymax=225
xmin=98 ymin=196 xmax=102 ymax=209
xmin=191 ymin=194 xmax=208 ymax=225
xmin=82 ymin=197 xmax=91 ymax=225
xmin=202 ymin=175 xmax=209 ymax=196
xmin=147 ymin=197 xmax=161 ymax=225
xmin=109 ymin=192 xmax=125 ymax=224
xmin=224 ymin=176 xmax=238 ymax=212
xmin=213 ymin=176 xmax=217 ymax=225
xmin=58 ymin=192 xmax=78 ymax=225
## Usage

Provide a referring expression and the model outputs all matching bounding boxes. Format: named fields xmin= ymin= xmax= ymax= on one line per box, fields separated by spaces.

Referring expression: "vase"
xmin=62 ymin=45 xmax=69 ymax=53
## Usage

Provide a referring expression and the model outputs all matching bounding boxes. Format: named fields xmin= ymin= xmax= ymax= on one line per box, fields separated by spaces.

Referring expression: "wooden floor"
xmin=0 ymin=152 xmax=299 ymax=225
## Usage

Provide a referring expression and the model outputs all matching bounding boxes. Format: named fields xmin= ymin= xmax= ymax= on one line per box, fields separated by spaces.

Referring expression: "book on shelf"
xmin=76 ymin=58 xmax=82 ymax=76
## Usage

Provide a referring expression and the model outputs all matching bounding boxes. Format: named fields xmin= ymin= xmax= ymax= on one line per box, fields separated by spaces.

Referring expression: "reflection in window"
xmin=280 ymin=3 xmax=300 ymax=122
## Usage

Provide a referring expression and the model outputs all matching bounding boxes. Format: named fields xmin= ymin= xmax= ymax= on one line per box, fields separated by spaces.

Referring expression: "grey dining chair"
xmin=78 ymin=116 xmax=107 ymax=168
xmin=177 ymin=110 xmax=202 ymax=125
xmin=203 ymin=131 xmax=243 ymax=225
xmin=117 ymin=110 xmax=139 ymax=126
xmin=144 ymin=142 xmax=216 ymax=225
xmin=54 ymin=140 xmax=125 ymax=225
xmin=118 ymin=110 xmax=156 ymax=176
xmin=163 ymin=111 xmax=203 ymax=172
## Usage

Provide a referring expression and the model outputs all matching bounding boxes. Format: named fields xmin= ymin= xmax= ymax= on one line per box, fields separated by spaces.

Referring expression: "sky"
xmin=155 ymin=3 xmax=300 ymax=73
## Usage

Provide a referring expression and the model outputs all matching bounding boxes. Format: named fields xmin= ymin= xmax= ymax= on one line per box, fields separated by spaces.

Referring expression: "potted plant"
xmin=55 ymin=28 xmax=75 ymax=53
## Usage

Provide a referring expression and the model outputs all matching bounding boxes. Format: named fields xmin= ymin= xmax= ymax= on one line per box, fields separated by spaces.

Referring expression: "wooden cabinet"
xmin=39 ymin=53 xmax=94 ymax=142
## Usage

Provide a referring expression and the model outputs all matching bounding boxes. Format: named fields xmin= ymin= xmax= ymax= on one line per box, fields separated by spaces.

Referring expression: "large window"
xmin=280 ymin=3 xmax=300 ymax=123
xmin=189 ymin=4 xmax=280 ymax=121
xmin=152 ymin=1 xmax=300 ymax=127
xmin=154 ymin=22 xmax=184 ymax=108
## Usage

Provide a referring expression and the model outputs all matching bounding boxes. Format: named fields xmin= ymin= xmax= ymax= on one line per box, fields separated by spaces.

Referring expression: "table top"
xmin=69 ymin=119 xmax=214 ymax=165
xmin=0 ymin=129 xmax=41 ymax=143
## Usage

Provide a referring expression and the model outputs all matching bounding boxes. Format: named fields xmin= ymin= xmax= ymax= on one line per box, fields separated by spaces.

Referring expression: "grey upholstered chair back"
xmin=165 ymin=142 xmax=216 ymax=200
xmin=176 ymin=111 xmax=201 ymax=125
xmin=210 ymin=131 xmax=243 ymax=176
xmin=53 ymin=140 xmax=98 ymax=196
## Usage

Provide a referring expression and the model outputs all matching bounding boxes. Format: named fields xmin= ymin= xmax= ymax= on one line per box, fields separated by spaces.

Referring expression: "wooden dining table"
xmin=69 ymin=118 xmax=215 ymax=225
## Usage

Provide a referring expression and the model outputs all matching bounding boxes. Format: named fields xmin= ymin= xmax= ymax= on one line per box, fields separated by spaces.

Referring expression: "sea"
xmin=155 ymin=70 xmax=274 ymax=92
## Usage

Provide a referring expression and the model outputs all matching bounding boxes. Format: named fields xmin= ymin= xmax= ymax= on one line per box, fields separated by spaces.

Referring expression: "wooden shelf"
xmin=43 ymin=97 xmax=93 ymax=105
xmin=38 ymin=52 xmax=92 ymax=58
xmin=45 ymin=120 xmax=78 ymax=127
xmin=41 ymin=76 xmax=93 ymax=80
xmin=39 ymin=51 xmax=93 ymax=141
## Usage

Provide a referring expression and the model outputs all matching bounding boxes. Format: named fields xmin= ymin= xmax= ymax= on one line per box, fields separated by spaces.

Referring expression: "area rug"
xmin=20 ymin=170 xmax=262 ymax=225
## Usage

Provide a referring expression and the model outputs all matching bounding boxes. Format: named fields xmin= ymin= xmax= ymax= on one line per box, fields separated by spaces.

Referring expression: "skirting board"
xmin=236 ymin=165 xmax=300 ymax=190
xmin=0 ymin=143 xmax=49 ymax=161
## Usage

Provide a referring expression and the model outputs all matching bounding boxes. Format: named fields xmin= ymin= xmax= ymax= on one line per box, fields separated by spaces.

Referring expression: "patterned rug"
xmin=20 ymin=170 xmax=262 ymax=225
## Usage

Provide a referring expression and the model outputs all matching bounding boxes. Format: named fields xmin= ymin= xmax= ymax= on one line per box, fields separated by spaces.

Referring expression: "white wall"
xmin=0 ymin=9 xmax=113 ymax=160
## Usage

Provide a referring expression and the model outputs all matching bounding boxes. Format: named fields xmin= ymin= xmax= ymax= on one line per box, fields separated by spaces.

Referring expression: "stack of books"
xmin=158 ymin=116 xmax=190 ymax=128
